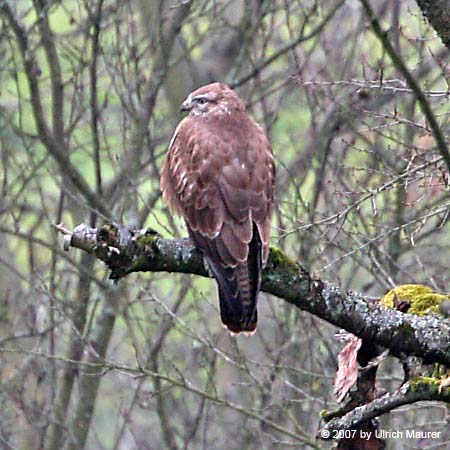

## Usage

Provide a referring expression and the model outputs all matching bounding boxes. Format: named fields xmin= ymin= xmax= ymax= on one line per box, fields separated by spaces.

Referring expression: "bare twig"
xmin=0 ymin=1 xmax=111 ymax=220
xmin=360 ymin=0 xmax=450 ymax=174
xmin=231 ymin=0 xmax=345 ymax=88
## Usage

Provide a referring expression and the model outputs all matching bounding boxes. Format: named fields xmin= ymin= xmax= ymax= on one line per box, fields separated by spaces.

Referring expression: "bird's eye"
xmin=196 ymin=97 xmax=207 ymax=104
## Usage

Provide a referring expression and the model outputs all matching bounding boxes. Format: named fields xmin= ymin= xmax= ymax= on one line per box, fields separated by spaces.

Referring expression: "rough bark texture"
xmin=416 ymin=0 xmax=450 ymax=49
xmin=59 ymin=223 xmax=450 ymax=368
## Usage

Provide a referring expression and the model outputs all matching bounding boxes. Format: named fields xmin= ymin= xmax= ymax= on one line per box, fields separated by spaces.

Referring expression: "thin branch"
xmin=33 ymin=0 xmax=65 ymax=138
xmin=88 ymin=0 xmax=104 ymax=227
xmin=231 ymin=0 xmax=345 ymax=88
xmin=0 ymin=346 xmax=318 ymax=448
xmin=360 ymin=0 xmax=450 ymax=174
xmin=104 ymin=1 xmax=193 ymax=204
xmin=66 ymin=283 xmax=120 ymax=450
xmin=44 ymin=253 xmax=96 ymax=450
xmin=0 ymin=1 xmax=111 ymax=220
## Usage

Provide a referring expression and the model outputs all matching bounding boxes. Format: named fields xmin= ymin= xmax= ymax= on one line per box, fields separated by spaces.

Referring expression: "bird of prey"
xmin=161 ymin=83 xmax=275 ymax=334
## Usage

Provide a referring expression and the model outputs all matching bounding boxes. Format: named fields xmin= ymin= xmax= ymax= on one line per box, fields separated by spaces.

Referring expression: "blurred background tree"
xmin=0 ymin=0 xmax=450 ymax=449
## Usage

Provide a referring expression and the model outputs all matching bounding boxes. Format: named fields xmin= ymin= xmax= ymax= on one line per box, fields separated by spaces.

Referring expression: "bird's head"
xmin=180 ymin=83 xmax=245 ymax=117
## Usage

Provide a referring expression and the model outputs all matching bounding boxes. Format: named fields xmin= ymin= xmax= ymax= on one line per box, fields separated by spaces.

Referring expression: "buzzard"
xmin=161 ymin=83 xmax=275 ymax=333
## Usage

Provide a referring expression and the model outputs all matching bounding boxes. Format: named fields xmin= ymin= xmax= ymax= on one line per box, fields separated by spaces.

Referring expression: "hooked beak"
xmin=180 ymin=98 xmax=192 ymax=113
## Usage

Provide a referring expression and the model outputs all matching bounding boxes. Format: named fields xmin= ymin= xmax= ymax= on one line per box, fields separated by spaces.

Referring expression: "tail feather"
xmin=212 ymin=223 xmax=262 ymax=334
xmin=216 ymin=265 xmax=257 ymax=334
xmin=188 ymin=222 xmax=263 ymax=334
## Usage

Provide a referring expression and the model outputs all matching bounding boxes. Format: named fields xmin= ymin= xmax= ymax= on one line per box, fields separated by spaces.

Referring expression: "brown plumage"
xmin=161 ymin=83 xmax=275 ymax=334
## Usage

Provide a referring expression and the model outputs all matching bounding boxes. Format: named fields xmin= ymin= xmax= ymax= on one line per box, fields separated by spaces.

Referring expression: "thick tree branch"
xmin=56 ymin=223 xmax=450 ymax=367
